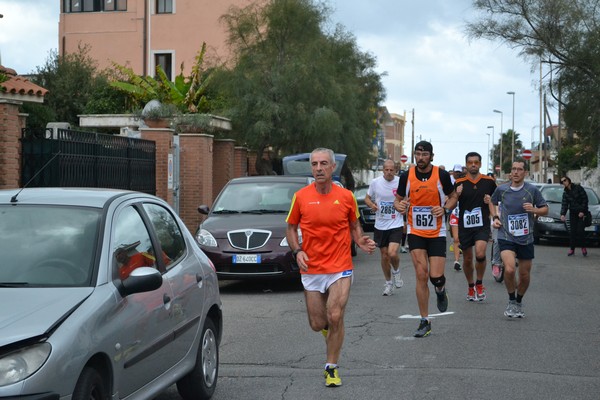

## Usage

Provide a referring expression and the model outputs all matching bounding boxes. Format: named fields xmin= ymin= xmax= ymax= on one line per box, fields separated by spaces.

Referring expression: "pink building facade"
xmin=59 ymin=0 xmax=260 ymax=77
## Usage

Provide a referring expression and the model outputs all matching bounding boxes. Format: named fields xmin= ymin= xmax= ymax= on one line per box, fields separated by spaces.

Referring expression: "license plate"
xmin=233 ymin=254 xmax=261 ymax=263
xmin=585 ymin=225 xmax=597 ymax=232
xmin=366 ymin=215 xmax=376 ymax=221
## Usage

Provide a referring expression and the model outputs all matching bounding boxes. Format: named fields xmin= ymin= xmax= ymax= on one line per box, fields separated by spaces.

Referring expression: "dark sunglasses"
xmin=561 ymin=179 xmax=567 ymax=183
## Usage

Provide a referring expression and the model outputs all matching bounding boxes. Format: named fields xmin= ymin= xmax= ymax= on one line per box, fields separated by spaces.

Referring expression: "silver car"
xmin=0 ymin=188 xmax=222 ymax=399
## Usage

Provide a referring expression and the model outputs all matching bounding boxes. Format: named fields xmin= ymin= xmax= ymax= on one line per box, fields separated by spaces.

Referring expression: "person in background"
xmin=487 ymin=173 xmax=503 ymax=279
xmin=491 ymin=160 xmax=548 ymax=318
xmin=449 ymin=164 xmax=463 ymax=271
xmin=560 ymin=176 xmax=589 ymax=256
xmin=394 ymin=141 xmax=456 ymax=337
xmin=365 ymin=159 xmax=404 ymax=296
xmin=286 ymin=147 xmax=376 ymax=387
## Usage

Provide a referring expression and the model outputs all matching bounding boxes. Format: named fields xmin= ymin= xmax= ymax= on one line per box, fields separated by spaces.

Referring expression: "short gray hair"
xmin=310 ymin=148 xmax=335 ymax=163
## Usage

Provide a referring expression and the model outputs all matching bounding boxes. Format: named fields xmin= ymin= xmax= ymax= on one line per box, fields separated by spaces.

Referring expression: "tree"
xmin=22 ymin=45 xmax=127 ymax=128
xmin=466 ymin=0 xmax=600 ymax=167
xmin=491 ymin=129 xmax=522 ymax=174
xmin=215 ymin=0 xmax=385 ymax=173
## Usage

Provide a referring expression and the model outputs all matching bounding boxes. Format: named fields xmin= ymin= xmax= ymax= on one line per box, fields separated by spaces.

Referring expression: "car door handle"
xmin=196 ymin=273 xmax=203 ymax=283
xmin=163 ymin=293 xmax=171 ymax=304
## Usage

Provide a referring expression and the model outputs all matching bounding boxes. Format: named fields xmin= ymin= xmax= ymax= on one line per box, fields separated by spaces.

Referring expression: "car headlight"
xmin=196 ymin=229 xmax=217 ymax=247
xmin=280 ymin=229 xmax=303 ymax=247
xmin=537 ymin=216 xmax=555 ymax=223
xmin=0 ymin=343 xmax=51 ymax=386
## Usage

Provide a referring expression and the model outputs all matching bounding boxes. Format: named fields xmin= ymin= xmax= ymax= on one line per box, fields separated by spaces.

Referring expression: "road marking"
xmin=398 ymin=312 xmax=455 ymax=319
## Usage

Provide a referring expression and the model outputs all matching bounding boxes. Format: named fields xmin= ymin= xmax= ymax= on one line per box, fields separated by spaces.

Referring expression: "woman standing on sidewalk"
xmin=560 ymin=176 xmax=589 ymax=256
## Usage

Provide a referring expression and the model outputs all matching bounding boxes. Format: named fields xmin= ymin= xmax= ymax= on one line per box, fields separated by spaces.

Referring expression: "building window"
xmin=64 ymin=0 xmax=127 ymax=12
xmin=154 ymin=53 xmax=173 ymax=81
xmin=156 ymin=0 xmax=173 ymax=14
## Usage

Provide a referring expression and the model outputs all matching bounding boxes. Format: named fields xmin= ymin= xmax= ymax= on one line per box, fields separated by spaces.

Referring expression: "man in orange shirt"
xmin=394 ymin=141 xmax=457 ymax=337
xmin=286 ymin=147 xmax=375 ymax=387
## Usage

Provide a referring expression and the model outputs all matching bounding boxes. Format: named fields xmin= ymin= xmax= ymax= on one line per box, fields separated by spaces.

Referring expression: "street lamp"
xmin=507 ymin=91 xmax=515 ymax=164
xmin=486 ymin=132 xmax=491 ymax=174
xmin=493 ymin=109 xmax=503 ymax=174
xmin=487 ymin=125 xmax=494 ymax=173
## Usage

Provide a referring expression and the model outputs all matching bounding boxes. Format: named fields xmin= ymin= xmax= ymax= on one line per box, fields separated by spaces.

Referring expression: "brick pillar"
xmin=247 ymin=150 xmax=258 ymax=176
xmin=234 ymin=146 xmax=249 ymax=178
xmin=212 ymin=139 xmax=235 ymax=200
xmin=0 ymin=101 xmax=23 ymax=189
xmin=139 ymin=127 xmax=174 ymax=205
xmin=178 ymin=133 xmax=214 ymax=233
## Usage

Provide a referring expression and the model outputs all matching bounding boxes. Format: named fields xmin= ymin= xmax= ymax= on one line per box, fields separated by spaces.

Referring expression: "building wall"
xmin=59 ymin=0 xmax=262 ymax=75
xmin=212 ymin=139 xmax=235 ymax=200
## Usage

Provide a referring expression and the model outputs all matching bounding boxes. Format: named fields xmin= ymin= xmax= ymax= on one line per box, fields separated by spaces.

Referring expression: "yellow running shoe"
xmin=324 ymin=367 xmax=342 ymax=387
xmin=320 ymin=328 xmax=328 ymax=339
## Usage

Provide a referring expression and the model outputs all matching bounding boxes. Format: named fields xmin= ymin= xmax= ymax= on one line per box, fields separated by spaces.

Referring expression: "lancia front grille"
xmin=228 ymin=229 xmax=272 ymax=250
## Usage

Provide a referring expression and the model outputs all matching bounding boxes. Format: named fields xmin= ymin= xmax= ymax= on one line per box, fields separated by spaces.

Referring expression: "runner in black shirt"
xmin=445 ymin=152 xmax=496 ymax=301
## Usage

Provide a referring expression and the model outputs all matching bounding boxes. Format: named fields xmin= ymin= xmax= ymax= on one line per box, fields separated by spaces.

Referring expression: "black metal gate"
xmin=21 ymin=128 xmax=156 ymax=194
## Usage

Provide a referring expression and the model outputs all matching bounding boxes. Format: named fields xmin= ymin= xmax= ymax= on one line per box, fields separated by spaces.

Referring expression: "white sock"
xmin=392 ymin=268 xmax=400 ymax=275
xmin=325 ymin=363 xmax=338 ymax=370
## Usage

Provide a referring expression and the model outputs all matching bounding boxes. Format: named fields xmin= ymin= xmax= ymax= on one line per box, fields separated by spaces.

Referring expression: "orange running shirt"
xmin=406 ymin=166 xmax=447 ymax=238
xmin=286 ymin=183 xmax=359 ymax=274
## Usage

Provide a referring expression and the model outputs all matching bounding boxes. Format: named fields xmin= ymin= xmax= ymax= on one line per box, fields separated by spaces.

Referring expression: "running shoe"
xmin=466 ymin=286 xmax=476 ymax=301
xmin=382 ymin=282 xmax=394 ymax=296
xmin=392 ymin=270 xmax=404 ymax=288
xmin=568 ymin=249 xmax=575 ymax=256
xmin=400 ymin=246 xmax=408 ymax=253
xmin=449 ymin=243 xmax=454 ymax=252
xmin=475 ymin=284 xmax=487 ymax=301
xmin=582 ymin=248 xmax=588 ymax=257
xmin=435 ymin=288 xmax=449 ymax=312
xmin=454 ymin=261 xmax=462 ymax=271
xmin=492 ymin=264 xmax=501 ymax=279
xmin=320 ymin=328 xmax=328 ymax=339
xmin=514 ymin=302 xmax=525 ymax=318
xmin=324 ymin=366 xmax=342 ymax=387
xmin=504 ymin=300 xmax=518 ymax=318
xmin=414 ymin=318 xmax=431 ymax=338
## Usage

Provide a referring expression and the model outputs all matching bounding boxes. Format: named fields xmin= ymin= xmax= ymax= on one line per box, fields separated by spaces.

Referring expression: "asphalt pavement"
xmin=157 ymin=240 xmax=600 ymax=400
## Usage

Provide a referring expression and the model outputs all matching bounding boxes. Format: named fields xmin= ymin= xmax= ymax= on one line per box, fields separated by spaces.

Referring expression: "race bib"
xmin=463 ymin=207 xmax=483 ymax=228
xmin=507 ymin=213 xmax=529 ymax=236
xmin=411 ymin=206 xmax=436 ymax=230
xmin=378 ymin=201 xmax=397 ymax=220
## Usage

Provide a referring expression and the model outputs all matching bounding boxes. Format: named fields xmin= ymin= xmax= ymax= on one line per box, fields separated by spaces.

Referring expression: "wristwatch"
xmin=292 ymin=249 xmax=302 ymax=259
xmin=493 ymin=215 xmax=500 ymax=221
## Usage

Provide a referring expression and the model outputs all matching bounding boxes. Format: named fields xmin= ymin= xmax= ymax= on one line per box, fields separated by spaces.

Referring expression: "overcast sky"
xmin=0 ymin=0 xmax=553 ymax=172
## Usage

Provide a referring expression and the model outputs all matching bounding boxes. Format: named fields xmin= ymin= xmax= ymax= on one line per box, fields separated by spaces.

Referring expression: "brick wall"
xmin=0 ymin=102 xmax=23 ymax=189
xmin=213 ymin=139 xmax=235 ymax=199
xmin=234 ymin=146 xmax=249 ymax=177
xmin=178 ymin=134 xmax=214 ymax=233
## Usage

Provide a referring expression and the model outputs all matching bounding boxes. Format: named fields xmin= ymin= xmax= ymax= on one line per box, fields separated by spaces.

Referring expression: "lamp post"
xmin=486 ymin=132 xmax=491 ymax=174
xmin=507 ymin=91 xmax=515 ymax=164
xmin=487 ymin=125 xmax=494 ymax=173
xmin=493 ymin=109 xmax=503 ymax=174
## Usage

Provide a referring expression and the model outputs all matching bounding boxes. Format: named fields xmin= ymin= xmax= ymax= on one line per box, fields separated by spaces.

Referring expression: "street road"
xmin=157 ymin=241 xmax=600 ymax=400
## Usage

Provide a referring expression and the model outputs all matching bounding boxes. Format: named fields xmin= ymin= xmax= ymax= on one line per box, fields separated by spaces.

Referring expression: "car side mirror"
xmin=120 ymin=267 xmax=163 ymax=296
xmin=198 ymin=205 xmax=210 ymax=215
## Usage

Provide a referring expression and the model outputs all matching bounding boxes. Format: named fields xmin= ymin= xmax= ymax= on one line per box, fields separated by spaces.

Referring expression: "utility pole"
xmin=411 ymin=108 xmax=415 ymax=163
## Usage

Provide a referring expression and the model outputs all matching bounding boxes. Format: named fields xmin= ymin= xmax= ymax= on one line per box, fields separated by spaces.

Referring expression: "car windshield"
xmin=0 ymin=205 xmax=100 ymax=287
xmin=212 ymin=181 xmax=306 ymax=213
xmin=540 ymin=185 xmax=600 ymax=205
xmin=354 ymin=187 xmax=368 ymax=200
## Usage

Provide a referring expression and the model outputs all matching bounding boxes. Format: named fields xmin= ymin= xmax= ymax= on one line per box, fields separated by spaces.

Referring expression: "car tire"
xmin=177 ymin=318 xmax=219 ymax=400
xmin=72 ymin=366 xmax=108 ymax=400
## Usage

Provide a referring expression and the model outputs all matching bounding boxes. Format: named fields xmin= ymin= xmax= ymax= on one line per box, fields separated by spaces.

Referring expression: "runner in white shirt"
xmin=365 ymin=160 xmax=405 ymax=295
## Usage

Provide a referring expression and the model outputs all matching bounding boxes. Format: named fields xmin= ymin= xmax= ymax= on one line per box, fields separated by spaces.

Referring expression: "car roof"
xmin=281 ymin=153 xmax=347 ymax=180
xmin=226 ymin=176 xmax=314 ymax=185
xmin=0 ymin=187 xmax=143 ymax=208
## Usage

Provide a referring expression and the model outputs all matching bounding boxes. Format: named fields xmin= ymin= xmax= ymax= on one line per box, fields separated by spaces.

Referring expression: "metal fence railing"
xmin=21 ymin=128 xmax=156 ymax=194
